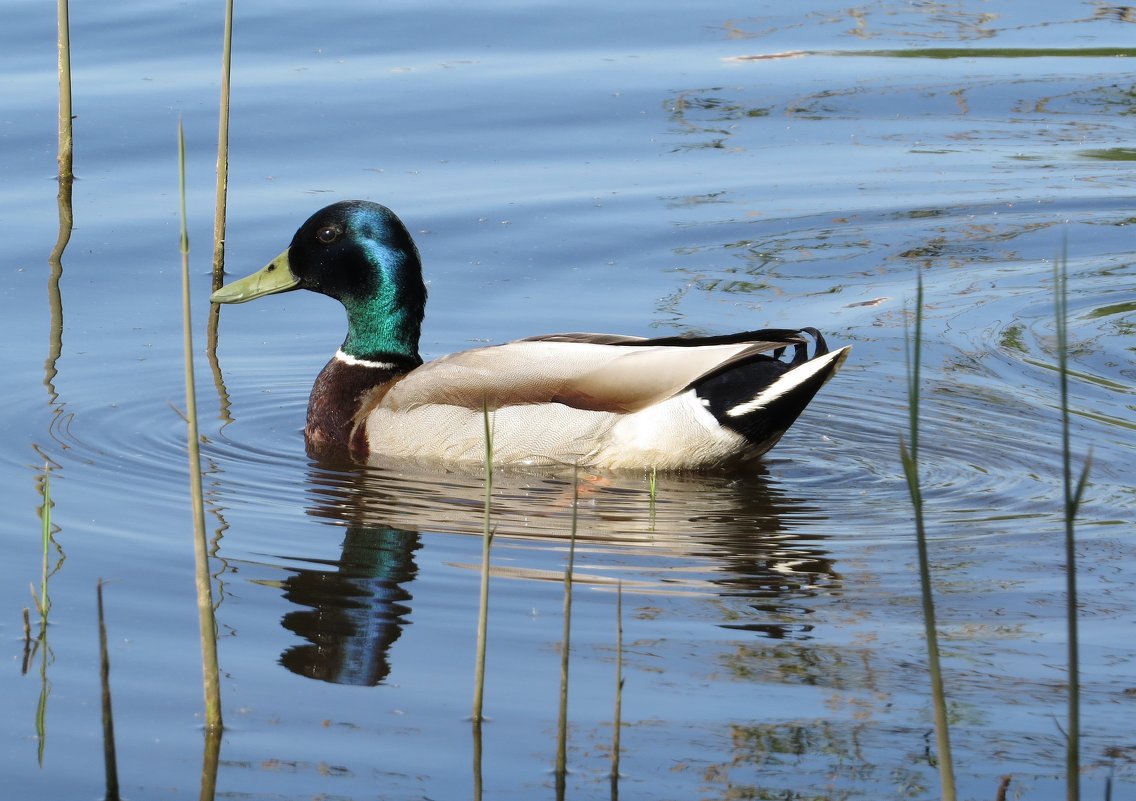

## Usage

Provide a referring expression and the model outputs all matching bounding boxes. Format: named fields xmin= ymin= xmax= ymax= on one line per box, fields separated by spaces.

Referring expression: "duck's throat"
xmin=307 ymin=292 xmax=423 ymax=455
xmin=340 ymin=296 xmax=422 ymax=364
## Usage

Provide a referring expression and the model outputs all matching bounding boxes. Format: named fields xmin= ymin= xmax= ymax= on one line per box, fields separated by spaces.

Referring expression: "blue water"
xmin=2 ymin=1 xmax=1134 ymax=799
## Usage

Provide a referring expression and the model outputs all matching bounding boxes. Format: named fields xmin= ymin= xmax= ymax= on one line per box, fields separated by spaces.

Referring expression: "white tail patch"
xmin=335 ymin=349 xmax=398 ymax=370
xmin=725 ymin=346 xmax=850 ymax=418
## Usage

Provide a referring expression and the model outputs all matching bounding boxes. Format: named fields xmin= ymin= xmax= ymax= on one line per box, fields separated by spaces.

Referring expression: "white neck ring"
xmin=335 ymin=349 xmax=397 ymax=370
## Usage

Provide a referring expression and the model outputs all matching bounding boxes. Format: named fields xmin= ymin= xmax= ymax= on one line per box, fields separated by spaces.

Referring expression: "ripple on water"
xmin=12 ymin=360 xmax=314 ymax=516
xmin=770 ymin=199 xmax=1136 ymax=528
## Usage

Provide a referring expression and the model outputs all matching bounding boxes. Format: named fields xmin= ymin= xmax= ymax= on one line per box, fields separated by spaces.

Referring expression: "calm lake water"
xmin=2 ymin=1 xmax=1134 ymax=799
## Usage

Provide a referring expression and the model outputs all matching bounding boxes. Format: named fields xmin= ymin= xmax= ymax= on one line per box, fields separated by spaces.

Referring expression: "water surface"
xmin=2 ymin=1 xmax=1134 ymax=799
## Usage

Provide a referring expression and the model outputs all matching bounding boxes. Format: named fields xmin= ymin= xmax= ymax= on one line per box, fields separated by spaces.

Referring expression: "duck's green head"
xmin=212 ymin=200 xmax=427 ymax=362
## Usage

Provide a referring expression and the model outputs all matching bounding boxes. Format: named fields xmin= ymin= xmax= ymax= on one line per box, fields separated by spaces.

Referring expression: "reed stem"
xmin=471 ymin=717 xmax=484 ymax=801
xmin=21 ymin=607 xmax=32 ymax=671
xmin=179 ymin=119 xmax=224 ymax=733
xmin=199 ymin=727 xmax=222 ymax=801
xmin=647 ymin=467 xmax=657 ymax=531
xmin=899 ymin=273 xmax=956 ymax=801
xmin=97 ymin=580 xmax=120 ymax=801
xmin=610 ymin=580 xmax=623 ymax=787
xmin=56 ymin=0 xmax=73 ymax=182
xmin=211 ymin=0 xmax=234 ymax=291
xmin=40 ymin=465 xmax=52 ymax=620
xmin=1055 ymin=248 xmax=1089 ymax=801
xmin=555 ymin=472 xmax=579 ymax=783
xmin=472 ymin=405 xmax=494 ymax=723
xmin=33 ymin=463 xmax=55 ymax=766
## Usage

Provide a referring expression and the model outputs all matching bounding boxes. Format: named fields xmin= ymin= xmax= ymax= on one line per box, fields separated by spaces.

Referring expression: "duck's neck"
xmin=306 ymin=296 xmax=424 ymax=455
xmin=341 ymin=293 xmax=422 ymax=364
xmin=305 ymin=353 xmax=415 ymax=456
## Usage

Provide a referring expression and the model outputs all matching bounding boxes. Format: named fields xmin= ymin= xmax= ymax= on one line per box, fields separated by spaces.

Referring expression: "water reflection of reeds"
xmin=26 ymin=0 xmax=75 ymax=775
xmin=45 ymin=175 xmax=69 ymax=407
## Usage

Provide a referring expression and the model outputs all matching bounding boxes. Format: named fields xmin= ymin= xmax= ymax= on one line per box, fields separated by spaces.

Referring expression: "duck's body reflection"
xmin=266 ymin=454 xmax=838 ymax=685
xmin=279 ymin=526 xmax=419 ymax=685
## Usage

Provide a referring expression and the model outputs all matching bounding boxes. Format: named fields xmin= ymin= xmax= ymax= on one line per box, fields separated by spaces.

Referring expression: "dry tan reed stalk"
xmin=178 ymin=120 xmax=224 ymax=733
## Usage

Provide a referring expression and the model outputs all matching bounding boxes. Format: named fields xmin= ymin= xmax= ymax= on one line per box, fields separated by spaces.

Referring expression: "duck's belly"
xmin=361 ymin=391 xmax=752 ymax=470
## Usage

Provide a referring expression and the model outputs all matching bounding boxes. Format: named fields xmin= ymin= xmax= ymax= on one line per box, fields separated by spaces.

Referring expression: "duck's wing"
xmin=378 ymin=329 xmax=824 ymax=414
xmin=354 ymin=329 xmax=847 ymax=467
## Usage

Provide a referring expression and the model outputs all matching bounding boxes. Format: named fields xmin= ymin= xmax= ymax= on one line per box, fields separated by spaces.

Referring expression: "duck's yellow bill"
xmin=210 ymin=250 xmax=300 ymax=304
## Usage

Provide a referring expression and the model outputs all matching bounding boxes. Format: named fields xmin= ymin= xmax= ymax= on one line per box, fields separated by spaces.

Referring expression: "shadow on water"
xmin=247 ymin=452 xmax=840 ymax=686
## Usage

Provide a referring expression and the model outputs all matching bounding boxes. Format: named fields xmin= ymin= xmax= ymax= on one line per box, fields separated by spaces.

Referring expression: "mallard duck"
xmin=211 ymin=200 xmax=849 ymax=469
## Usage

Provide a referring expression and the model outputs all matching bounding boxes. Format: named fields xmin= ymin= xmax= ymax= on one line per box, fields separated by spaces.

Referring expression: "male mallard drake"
xmin=212 ymin=200 xmax=849 ymax=470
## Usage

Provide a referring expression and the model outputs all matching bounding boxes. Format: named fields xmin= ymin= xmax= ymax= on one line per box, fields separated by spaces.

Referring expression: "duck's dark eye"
xmin=317 ymin=225 xmax=340 ymax=244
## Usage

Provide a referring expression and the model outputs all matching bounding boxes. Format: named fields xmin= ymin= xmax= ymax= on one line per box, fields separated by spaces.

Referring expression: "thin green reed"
xmin=178 ymin=120 xmax=224 ymax=733
xmin=1055 ymin=248 xmax=1090 ymax=801
xmin=647 ymin=466 xmax=657 ymax=531
xmin=37 ymin=466 xmax=52 ymax=621
xmin=898 ymin=274 xmax=956 ymax=801
xmin=472 ymin=405 xmax=494 ymax=723
xmin=31 ymin=463 xmax=57 ymax=767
